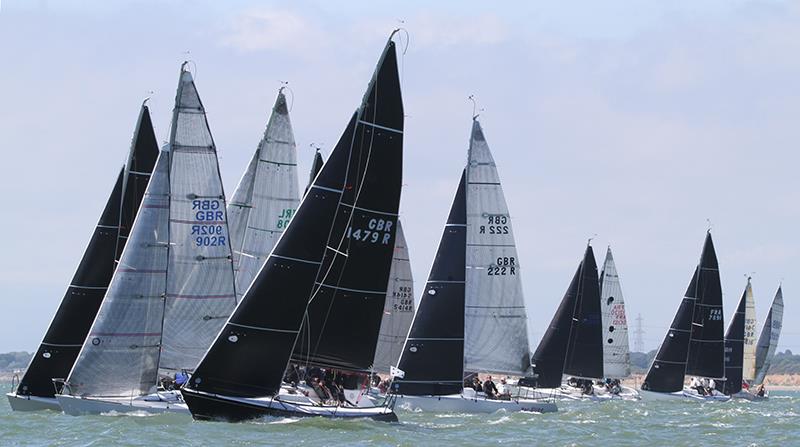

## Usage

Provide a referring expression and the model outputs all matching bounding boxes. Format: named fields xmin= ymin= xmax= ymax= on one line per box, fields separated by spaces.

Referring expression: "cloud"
xmin=221 ymin=8 xmax=325 ymax=52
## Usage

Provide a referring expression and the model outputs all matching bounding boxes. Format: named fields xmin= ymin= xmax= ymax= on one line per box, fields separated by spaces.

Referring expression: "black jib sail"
xmin=643 ymin=232 xmax=723 ymax=393
xmin=14 ymin=103 xmax=158 ymax=399
xmin=183 ymin=38 xmax=403 ymax=402
xmin=722 ymin=282 xmax=748 ymax=395
xmin=532 ymin=245 xmax=591 ymax=388
xmin=393 ymin=172 xmax=466 ymax=396
xmin=563 ymin=245 xmax=603 ymax=379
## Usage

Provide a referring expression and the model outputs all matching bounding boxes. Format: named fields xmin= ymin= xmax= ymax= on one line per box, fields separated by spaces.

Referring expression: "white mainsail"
xmin=226 ymin=90 xmax=299 ymax=301
xmin=742 ymin=279 xmax=758 ymax=382
xmin=65 ymin=66 xmax=237 ymax=396
xmin=599 ymin=247 xmax=631 ymax=378
xmin=463 ymin=119 xmax=531 ymax=375
xmin=754 ymin=286 xmax=784 ymax=384
xmin=373 ymin=220 xmax=414 ymax=374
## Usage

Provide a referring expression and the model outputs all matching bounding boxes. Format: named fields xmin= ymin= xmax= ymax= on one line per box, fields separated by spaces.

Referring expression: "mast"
xmin=753 ymin=286 xmax=784 ymax=384
xmin=394 ymin=173 xmax=466 ymax=396
xmin=563 ymin=244 xmax=603 ymax=379
xmin=599 ymin=246 xmax=631 ymax=379
xmin=16 ymin=103 xmax=158 ymax=399
xmin=185 ymin=36 xmax=404 ymax=398
xmin=643 ymin=232 xmax=722 ymax=393
xmin=722 ymin=279 xmax=749 ymax=394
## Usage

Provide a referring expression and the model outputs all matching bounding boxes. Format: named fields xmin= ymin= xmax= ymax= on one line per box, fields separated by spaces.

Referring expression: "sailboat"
xmin=390 ymin=117 xmax=557 ymax=414
xmin=180 ymin=34 xmax=403 ymax=423
xmin=7 ymin=102 xmax=158 ymax=411
xmin=752 ymin=285 xmax=784 ymax=390
xmin=227 ymin=88 xmax=300 ymax=302
xmin=722 ymin=277 xmax=759 ymax=399
xmin=56 ymin=63 xmax=238 ymax=415
xmin=639 ymin=231 xmax=729 ymax=401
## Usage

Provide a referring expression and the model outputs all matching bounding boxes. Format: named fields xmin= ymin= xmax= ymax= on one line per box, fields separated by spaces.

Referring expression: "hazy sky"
xmin=1 ymin=0 xmax=798 ymax=355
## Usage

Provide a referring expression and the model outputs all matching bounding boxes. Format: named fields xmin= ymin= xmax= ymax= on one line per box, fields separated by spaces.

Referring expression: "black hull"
xmin=181 ymin=388 xmax=398 ymax=423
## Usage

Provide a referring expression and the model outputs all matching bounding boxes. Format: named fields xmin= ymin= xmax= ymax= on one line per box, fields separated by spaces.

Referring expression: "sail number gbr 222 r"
xmin=346 ymin=218 xmax=394 ymax=244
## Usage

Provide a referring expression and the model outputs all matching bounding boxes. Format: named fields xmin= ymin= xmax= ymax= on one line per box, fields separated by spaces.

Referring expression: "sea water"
xmin=1 ymin=384 xmax=797 ymax=446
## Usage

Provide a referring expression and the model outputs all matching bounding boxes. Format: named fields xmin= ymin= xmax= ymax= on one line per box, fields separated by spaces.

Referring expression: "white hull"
xmin=393 ymin=394 xmax=558 ymax=413
xmin=638 ymin=389 xmax=731 ymax=402
xmin=6 ymin=393 xmax=61 ymax=411
xmin=535 ymin=385 xmax=640 ymax=402
xmin=57 ymin=392 xmax=190 ymax=416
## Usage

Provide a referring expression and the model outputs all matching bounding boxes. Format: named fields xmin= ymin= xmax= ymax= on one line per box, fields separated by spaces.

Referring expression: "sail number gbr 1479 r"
xmin=346 ymin=218 xmax=394 ymax=244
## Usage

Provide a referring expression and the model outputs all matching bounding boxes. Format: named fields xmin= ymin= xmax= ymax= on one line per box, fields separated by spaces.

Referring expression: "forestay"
xmin=754 ymin=286 xmax=784 ymax=384
xmin=599 ymin=247 xmax=631 ymax=379
xmin=160 ymin=67 xmax=238 ymax=373
xmin=464 ymin=120 xmax=531 ymax=376
xmin=227 ymin=90 xmax=300 ymax=301
xmin=373 ymin=221 xmax=414 ymax=374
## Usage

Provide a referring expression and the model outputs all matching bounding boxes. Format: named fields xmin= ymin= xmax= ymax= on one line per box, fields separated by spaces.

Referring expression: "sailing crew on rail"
xmin=483 ymin=376 xmax=499 ymax=399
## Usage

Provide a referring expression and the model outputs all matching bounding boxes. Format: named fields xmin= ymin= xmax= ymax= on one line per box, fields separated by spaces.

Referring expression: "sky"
xmin=0 ymin=0 xmax=798 ymax=355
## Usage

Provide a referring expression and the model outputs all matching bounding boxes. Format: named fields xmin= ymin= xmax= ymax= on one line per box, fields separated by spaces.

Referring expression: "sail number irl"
xmin=346 ymin=218 xmax=394 ymax=244
xmin=191 ymin=199 xmax=226 ymax=247
xmin=480 ymin=215 xmax=509 ymax=235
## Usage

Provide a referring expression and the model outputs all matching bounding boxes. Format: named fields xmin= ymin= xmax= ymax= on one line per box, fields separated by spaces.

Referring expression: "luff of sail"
xmin=185 ymin=39 xmax=404 ymax=399
xmin=599 ymin=247 xmax=631 ymax=379
xmin=754 ymin=286 xmax=784 ymax=384
xmin=643 ymin=232 xmax=723 ymax=393
xmin=15 ymin=103 xmax=158 ymax=399
xmin=227 ymin=90 xmax=300 ymax=302
xmin=159 ymin=65 xmax=239 ymax=373
xmin=372 ymin=220 xmax=415 ymax=374
xmin=394 ymin=172 xmax=466 ymax=396
xmin=464 ymin=119 xmax=531 ymax=376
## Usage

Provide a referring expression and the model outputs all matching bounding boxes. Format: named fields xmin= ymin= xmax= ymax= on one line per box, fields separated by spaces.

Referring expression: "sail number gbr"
xmin=488 ymin=257 xmax=516 ymax=276
xmin=191 ymin=199 xmax=226 ymax=247
xmin=346 ymin=218 xmax=394 ymax=244
xmin=480 ymin=215 xmax=509 ymax=235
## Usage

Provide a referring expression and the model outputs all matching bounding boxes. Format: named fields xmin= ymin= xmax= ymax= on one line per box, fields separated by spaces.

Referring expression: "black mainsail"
xmin=393 ymin=172 xmax=466 ymax=396
xmin=722 ymin=281 xmax=748 ymax=395
xmin=563 ymin=245 xmax=603 ymax=379
xmin=643 ymin=232 xmax=724 ymax=393
xmin=13 ymin=104 xmax=158 ymax=401
xmin=532 ymin=245 xmax=598 ymax=387
xmin=182 ymin=38 xmax=403 ymax=420
xmin=304 ymin=150 xmax=324 ymax=196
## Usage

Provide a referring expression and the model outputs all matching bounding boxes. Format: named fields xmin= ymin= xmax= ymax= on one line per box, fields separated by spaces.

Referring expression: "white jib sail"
xmin=159 ymin=68 xmax=238 ymax=373
xmin=754 ymin=287 xmax=784 ymax=384
xmin=226 ymin=91 xmax=299 ymax=301
xmin=742 ymin=280 xmax=758 ymax=382
xmin=372 ymin=220 xmax=414 ymax=374
xmin=66 ymin=149 xmax=171 ymax=397
xmin=463 ymin=119 xmax=531 ymax=376
xmin=599 ymin=247 xmax=631 ymax=378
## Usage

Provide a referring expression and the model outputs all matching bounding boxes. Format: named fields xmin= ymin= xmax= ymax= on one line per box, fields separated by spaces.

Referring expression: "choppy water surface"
xmin=1 ymin=384 xmax=797 ymax=446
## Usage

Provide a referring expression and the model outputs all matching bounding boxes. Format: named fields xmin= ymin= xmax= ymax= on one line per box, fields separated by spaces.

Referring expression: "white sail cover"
xmin=464 ymin=119 xmax=531 ymax=375
xmin=742 ymin=280 xmax=758 ymax=381
xmin=372 ymin=220 xmax=414 ymax=374
xmin=227 ymin=91 xmax=299 ymax=301
xmin=159 ymin=68 xmax=238 ymax=372
xmin=754 ymin=287 xmax=784 ymax=384
xmin=599 ymin=247 xmax=631 ymax=378
xmin=67 ymin=150 xmax=171 ymax=397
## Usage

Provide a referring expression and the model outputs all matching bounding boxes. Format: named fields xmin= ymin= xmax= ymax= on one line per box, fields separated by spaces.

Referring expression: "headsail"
xmin=643 ymin=232 xmax=723 ymax=393
xmin=373 ymin=221 xmax=415 ymax=374
xmin=394 ymin=173 xmax=466 ymax=396
xmin=16 ymin=103 xmax=158 ymax=399
xmin=227 ymin=90 xmax=300 ymax=302
xmin=723 ymin=279 xmax=754 ymax=394
xmin=464 ymin=120 xmax=531 ymax=376
xmin=599 ymin=247 xmax=631 ymax=378
xmin=754 ymin=286 xmax=784 ymax=384
xmin=185 ymin=38 xmax=404 ymax=398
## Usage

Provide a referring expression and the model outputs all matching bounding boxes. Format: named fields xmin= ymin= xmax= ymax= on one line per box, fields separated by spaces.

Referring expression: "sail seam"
xmin=270 ymin=254 xmax=322 ymax=265
xmin=228 ymin=322 xmax=299 ymax=334
xmin=357 ymin=119 xmax=403 ymax=134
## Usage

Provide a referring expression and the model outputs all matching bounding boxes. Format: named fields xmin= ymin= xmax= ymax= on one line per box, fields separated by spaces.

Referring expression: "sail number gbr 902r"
xmin=191 ymin=199 xmax=226 ymax=247
xmin=345 ymin=218 xmax=394 ymax=245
